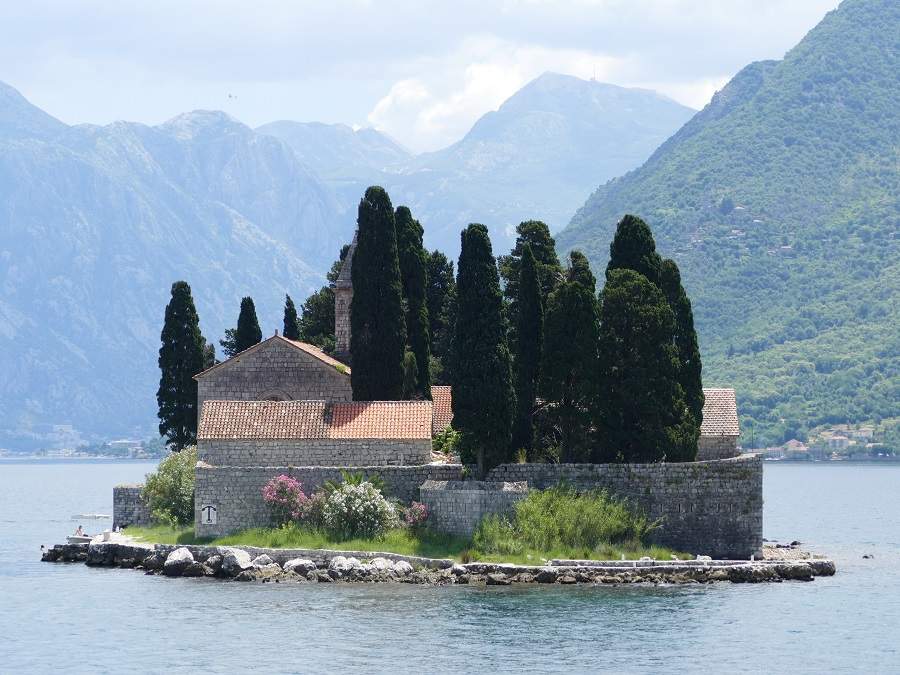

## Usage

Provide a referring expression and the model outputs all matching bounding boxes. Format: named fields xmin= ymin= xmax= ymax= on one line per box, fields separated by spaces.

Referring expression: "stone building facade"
xmin=697 ymin=388 xmax=741 ymax=460
xmin=194 ymin=335 xmax=351 ymax=419
xmin=333 ymin=232 xmax=356 ymax=362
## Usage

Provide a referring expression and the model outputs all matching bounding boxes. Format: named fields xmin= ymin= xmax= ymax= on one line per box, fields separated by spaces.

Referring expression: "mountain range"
xmin=261 ymin=73 xmax=695 ymax=255
xmin=0 ymin=73 xmax=691 ymax=448
xmin=559 ymin=0 xmax=899 ymax=444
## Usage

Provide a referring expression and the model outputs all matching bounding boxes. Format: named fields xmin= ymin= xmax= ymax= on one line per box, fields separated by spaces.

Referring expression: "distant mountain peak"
xmin=0 ymin=80 xmax=67 ymax=139
xmin=160 ymin=109 xmax=247 ymax=139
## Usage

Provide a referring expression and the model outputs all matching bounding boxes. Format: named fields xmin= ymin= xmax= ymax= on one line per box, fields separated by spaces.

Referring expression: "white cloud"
xmin=367 ymin=36 xmax=625 ymax=151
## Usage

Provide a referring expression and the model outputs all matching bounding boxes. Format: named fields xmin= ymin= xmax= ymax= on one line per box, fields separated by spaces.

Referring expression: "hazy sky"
xmin=0 ymin=0 xmax=840 ymax=152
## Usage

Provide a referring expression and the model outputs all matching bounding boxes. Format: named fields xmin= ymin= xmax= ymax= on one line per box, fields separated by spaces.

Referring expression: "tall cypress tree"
xmin=157 ymin=281 xmax=205 ymax=450
xmin=235 ymin=296 xmax=262 ymax=352
xmin=594 ymin=269 xmax=694 ymax=463
xmin=511 ymin=244 xmax=543 ymax=455
xmin=567 ymin=250 xmax=596 ymax=293
xmin=350 ymin=186 xmax=406 ymax=400
xmin=282 ymin=294 xmax=300 ymax=340
xmin=426 ymin=250 xmax=456 ymax=382
xmin=605 ymin=214 xmax=662 ymax=285
xmin=499 ymin=220 xmax=563 ymax=349
xmin=395 ymin=206 xmax=431 ymax=399
xmin=452 ymin=223 xmax=514 ymax=478
xmin=660 ymin=259 xmax=704 ymax=456
xmin=540 ymin=252 xmax=599 ymax=463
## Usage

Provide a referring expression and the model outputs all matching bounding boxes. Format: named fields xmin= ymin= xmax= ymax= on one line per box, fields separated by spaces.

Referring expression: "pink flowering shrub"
xmin=262 ymin=475 xmax=308 ymax=525
xmin=403 ymin=501 xmax=428 ymax=529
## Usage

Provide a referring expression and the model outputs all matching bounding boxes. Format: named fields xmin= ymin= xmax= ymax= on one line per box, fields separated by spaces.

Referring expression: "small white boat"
xmin=66 ymin=535 xmax=93 ymax=544
xmin=71 ymin=514 xmax=111 ymax=520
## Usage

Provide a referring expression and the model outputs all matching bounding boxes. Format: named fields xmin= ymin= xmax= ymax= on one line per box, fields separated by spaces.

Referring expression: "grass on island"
xmin=125 ymin=523 xmax=686 ymax=564
xmin=125 ymin=486 xmax=690 ymax=564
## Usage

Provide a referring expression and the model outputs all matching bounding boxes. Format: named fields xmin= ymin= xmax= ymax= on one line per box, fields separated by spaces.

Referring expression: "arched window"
xmin=260 ymin=389 xmax=292 ymax=402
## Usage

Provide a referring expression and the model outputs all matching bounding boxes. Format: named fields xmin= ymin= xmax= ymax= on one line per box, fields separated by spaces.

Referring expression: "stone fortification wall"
xmin=198 ymin=438 xmax=431 ymax=468
xmin=113 ymin=485 xmax=153 ymax=530
xmin=194 ymin=463 xmax=464 ymax=538
xmin=697 ymin=435 xmax=740 ymax=461
xmin=485 ymin=455 xmax=762 ymax=559
xmin=197 ymin=339 xmax=351 ymax=415
xmin=419 ymin=481 xmax=528 ymax=537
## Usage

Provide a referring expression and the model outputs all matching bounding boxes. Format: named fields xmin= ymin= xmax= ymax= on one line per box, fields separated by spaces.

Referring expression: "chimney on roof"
xmin=274 ymin=329 xmax=279 ymax=337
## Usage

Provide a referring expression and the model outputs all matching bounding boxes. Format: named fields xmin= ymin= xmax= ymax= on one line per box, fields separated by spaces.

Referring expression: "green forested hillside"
xmin=559 ymin=0 xmax=899 ymax=445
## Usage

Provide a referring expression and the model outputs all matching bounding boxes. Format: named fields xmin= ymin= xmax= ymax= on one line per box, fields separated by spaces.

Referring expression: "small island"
xmin=44 ymin=193 xmax=835 ymax=585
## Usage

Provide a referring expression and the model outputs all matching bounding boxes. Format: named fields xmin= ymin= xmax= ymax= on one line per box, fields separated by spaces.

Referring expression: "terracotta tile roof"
xmin=701 ymin=388 xmax=740 ymax=437
xmin=431 ymin=385 xmax=454 ymax=435
xmin=198 ymin=400 xmax=432 ymax=440
xmin=194 ymin=335 xmax=350 ymax=380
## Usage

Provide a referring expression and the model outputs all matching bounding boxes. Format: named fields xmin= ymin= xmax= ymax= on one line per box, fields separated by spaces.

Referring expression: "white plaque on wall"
xmin=200 ymin=504 xmax=218 ymax=525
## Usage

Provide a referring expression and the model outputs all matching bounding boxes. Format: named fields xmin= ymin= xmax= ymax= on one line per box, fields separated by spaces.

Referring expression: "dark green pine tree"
xmin=567 ymin=250 xmax=596 ymax=293
xmin=157 ymin=281 xmax=205 ymax=450
xmin=660 ymin=259 xmax=703 ymax=460
xmin=282 ymin=294 xmax=300 ymax=340
xmin=540 ymin=252 xmax=599 ymax=463
xmin=425 ymin=250 xmax=456 ymax=382
xmin=200 ymin=338 xmax=217 ymax=369
xmin=395 ymin=206 xmax=431 ymax=399
xmin=452 ymin=223 xmax=515 ymax=478
xmin=350 ymin=186 xmax=406 ymax=400
xmin=511 ymin=244 xmax=543 ymax=455
xmin=235 ymin=296 xmax=262 ymax=352
xmin=594 ymin=269 xmax=694 ymax=463
xmin=499 ymin=221 xmax=563 ymax=347
xmin=605 ymin=214 xmax=662 ymax=285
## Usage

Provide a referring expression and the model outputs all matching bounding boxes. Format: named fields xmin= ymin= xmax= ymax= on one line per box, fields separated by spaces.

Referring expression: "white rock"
xmin=163 ymin=547 xmax=194 ymax=575
xmin=284 ymin=558 xmax=317 ymax=575
xmin=328 ymin=555 xmax=352 ymax=573
xmin=251 ymin=554 xmax=275 ymax=568
xmin=346 ymin=557 xmax=361 ymax=569
xmin=392 ymin=560 xmax=414 ymax=576
xmin=451 ymin=564 xmax=467 ymax=576
xmin=369 ymin=557 xmax=393 ymax=572
xmin=220 ymin=548 xmax=253 ymax=576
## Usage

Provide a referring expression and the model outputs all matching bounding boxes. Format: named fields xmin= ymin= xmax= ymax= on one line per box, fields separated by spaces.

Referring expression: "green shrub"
xmin=322 ymin=481 xmax=399 ymax=539
xmin=473 ymin=485 xmax=657 ymax=556
xmin=142 ymin=446 xmax=197 ymax=526
xmin=432 ymin=426 xmax=460 ymax=456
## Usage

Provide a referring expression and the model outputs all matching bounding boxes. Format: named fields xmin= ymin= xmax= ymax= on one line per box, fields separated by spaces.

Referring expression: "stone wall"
xmin=198 ymin=438 xmax=431 ymax=468
xmin=113 ymin=485 xmax=153 ymax=530
xmin=197 ymin=339 xmax=351 ymax=416
xmin=334 ymin=286 xmax=352 ymax=361
xmin=486 ymin=455 xmax=762 ymax=559
xmin=194 ymin=463 xmax=464 ymax=538
xmin=697 ymin=435 xmax=740 ymax=461
xmin=419 ymin=481 xmax=528 ymax=537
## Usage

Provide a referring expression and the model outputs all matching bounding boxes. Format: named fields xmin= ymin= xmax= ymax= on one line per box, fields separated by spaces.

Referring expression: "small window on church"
xmin=265 ymin=395 xmax=283 ymax=402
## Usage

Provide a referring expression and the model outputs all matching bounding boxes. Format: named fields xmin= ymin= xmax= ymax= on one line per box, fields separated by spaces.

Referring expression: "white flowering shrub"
xmin=322 ymin=481 xmax=399 ymax=539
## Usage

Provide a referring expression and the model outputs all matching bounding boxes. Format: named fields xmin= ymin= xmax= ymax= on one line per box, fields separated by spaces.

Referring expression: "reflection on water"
xmin=1 ymin=460 xmax=897 ymax=673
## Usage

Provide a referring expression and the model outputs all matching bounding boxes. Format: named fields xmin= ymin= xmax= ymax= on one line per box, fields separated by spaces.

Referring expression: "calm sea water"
xmin=0 ymin=460 xmax=897 ymax=674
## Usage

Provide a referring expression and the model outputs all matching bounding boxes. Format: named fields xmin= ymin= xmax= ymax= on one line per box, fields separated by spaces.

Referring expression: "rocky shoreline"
xmin=41 ymin=540 xmax=835 ymax=585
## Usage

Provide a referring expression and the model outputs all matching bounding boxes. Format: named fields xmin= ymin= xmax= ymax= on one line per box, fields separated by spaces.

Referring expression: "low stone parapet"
xmin=112 ymin=484 xmax=153 ymax=530
xmin=486 ymin=455 xmax=762 ymax=559
xmin=419 ymin=480 xmax=529 ymax=537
